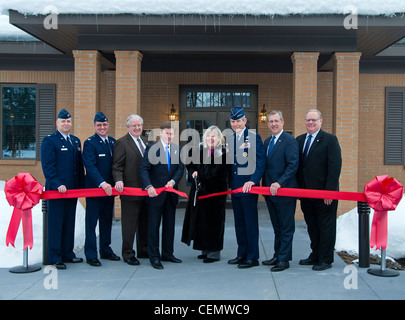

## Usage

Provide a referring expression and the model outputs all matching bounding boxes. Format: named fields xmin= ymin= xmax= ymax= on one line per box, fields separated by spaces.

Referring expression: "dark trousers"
xmin=121 ymin=199 xmax=148 ymax=260
xmin=231 ymin=194 xmax=259 ymax=261
xmin=300 ymin=198 xmax=338 ymax=264
xmin=47 ymin=198 xmax=78 ymax=264
xmin=265 ymin=198 xmax=296 ymax=262
xmin=85 ymin=196 xmax=114 ymax=260
xmin=147 ymin=197 xmax=176 ymax=262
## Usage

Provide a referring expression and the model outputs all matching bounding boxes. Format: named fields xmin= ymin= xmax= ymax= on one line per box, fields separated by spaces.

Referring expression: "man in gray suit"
xmin=112 ymin=114 xmax=148 ymax=265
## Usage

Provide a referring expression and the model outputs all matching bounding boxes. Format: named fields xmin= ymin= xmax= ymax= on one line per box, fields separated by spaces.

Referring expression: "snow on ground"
xmin=0 ymin=181 xmax=86 ymax=268
xmin=335 ymin=195 xmax=405 ymax=260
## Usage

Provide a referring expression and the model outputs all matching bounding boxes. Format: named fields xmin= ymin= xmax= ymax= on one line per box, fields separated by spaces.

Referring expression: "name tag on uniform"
xmin=99 ymin=154 xmax=106 ymax=157
xmin=61 ymin=148 xmax=68 ymax=151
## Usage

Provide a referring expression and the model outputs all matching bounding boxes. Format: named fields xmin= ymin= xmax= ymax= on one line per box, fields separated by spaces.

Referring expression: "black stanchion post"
xmin=42 ymin=198 xmax=48 ymax=265
xmin=357 ymin=201 xmax=370 ymax=268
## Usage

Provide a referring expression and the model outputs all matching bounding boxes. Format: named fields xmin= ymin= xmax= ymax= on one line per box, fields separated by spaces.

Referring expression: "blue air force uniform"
xmin=229 ymin=107 xmax=266 ymax=264
xmin=82 ymin=112 xmax=117 ymax=261
xmin=40 ymin=109 xmax=84 ymax=265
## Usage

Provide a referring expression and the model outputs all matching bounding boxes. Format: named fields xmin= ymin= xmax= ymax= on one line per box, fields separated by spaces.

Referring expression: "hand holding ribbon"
xmin=4 ymin=173 xmax=43 ymax=250
xmin=364 ymin=175 xmax=403 ymax=250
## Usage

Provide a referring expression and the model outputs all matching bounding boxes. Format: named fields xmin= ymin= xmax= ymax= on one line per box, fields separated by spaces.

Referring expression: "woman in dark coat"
xmin=181 ymin=126 xmax=229 ymax=263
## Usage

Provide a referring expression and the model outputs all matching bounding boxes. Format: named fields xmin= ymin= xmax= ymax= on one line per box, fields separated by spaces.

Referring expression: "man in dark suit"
xmin=112 ymin=114 xmax=149 ymax=266
xmin=296 ymin=109 xmax=342 ymax=271
xmin=262 ymin=110 xmax=299 ymax=272
xmin=82 ymin=112 xmax=120 ymax=267
xmin=228 ymin=107 xmax=266 ymax=269
xmin=41 ymin=108 xmax=84 ymax=269
xmin=140 ymin=121 xmax=184 ymax=270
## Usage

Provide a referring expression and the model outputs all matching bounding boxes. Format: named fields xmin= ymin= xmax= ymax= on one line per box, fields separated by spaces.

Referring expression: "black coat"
xmin=181 ymin=145 xmax=229 ymax=251
xmin=296 ymin=129 xmax=342 ymax=191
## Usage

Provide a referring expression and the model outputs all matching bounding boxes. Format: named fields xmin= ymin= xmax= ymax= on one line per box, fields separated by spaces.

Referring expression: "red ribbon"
xmin=41 ymin=186 xmax=188 ymax=200
xmin=198 ymin=186 xmax=367 ymax=202
xmin=364 ymin=175 xmax=403 ymax=250
xmin=4 ymin=173 xmax=43 ymax=250
xmin=4 ymin=173 xmax=403 ymax=252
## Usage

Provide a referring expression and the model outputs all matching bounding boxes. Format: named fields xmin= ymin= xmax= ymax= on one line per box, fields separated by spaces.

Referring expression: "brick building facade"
xmin=1 ymin=11 xmax=405 ymax=217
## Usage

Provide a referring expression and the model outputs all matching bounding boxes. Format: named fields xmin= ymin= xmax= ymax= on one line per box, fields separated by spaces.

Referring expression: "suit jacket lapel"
xmin=305 ymin=130 xmax=323 ymax=162
xmin=95 ymin=134 xmax=113 ymax=157
xmin=126 ymin=133 xmax=143 ymax=160
xmin=57 ymin=131 xmax=74 ymax=154
xmin=268 ymin=132 xmax=284 ymax=159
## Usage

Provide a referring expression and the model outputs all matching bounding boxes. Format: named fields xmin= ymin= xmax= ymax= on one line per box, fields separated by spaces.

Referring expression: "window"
xmin=2 ymin=86 xmax=36 ymax=159
xmin=186 ymin=89 xmax=252 ymax=109
xmin=0 ymin=84 xmax=56 ymax=160
xmin=385 ymin=87 xmax=405 ymax=165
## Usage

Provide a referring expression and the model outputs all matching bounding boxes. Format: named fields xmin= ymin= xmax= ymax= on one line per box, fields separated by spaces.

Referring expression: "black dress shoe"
xmin=124 ymin=256 xmax=140 ymax=265
xmin=312 ymin=262 xmax=332 ymax=271
xmin=271 ymin=261 xmax=289 ymax=272
xmin=64 ymin=257 xmax=83 ymax=263
xmin=151 ymin=260 xmax=164 ymax=270
xmin=53 ymin=262 xmax=66 ymax=270
xmin=203 ymin=258 xmax=219 ymax=263
xmin=262 ymin=257 xmax=278 ymax=266
xmin=161 ymin=256 xmax=182 ymax=263
xmin=228 ymin=257 xmax=246 ymax=265
xmin=299 ymin=257 xmax=315 ymax=265
xmin=238 ymin=259 xmax=259 ymax=269
xmin=101 ymin=253 xmax=120 ymax=261
xmin=87 ymin=258 xmax=101 ymax=267
xmin=198 ymin=254 xmax=207 ymax=260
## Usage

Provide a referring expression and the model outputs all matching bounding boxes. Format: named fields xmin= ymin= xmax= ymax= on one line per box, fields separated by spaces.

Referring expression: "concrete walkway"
xmin=1 ymin=206 xmax=404 ymax=300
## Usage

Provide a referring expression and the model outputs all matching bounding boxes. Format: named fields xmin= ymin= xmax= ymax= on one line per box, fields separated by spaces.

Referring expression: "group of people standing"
xmin=41 ymin=106 xmax=341 ymax=273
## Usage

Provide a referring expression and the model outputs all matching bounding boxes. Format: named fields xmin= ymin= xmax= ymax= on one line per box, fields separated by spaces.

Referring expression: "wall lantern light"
xmin=169 ymin=104 xmax=177 ymax=121
xmin=260 ymin=104 xmax=267 ymax=123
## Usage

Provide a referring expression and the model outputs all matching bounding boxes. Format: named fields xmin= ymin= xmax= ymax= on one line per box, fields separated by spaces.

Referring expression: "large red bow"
xmin=364 ymin=175 xmax=403 ymax=250
xmin=4 ymin=173 xmax=43 ymax=250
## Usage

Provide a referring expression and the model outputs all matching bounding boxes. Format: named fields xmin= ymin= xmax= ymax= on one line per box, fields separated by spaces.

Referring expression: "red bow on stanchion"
xmin=4 ymin=173 xmax=43 ymax=250
xmin=364 ymin=175 xmax=403 ymax=250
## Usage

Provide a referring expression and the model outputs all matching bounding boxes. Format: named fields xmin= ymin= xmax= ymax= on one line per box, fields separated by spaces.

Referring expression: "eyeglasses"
xmin=305 ymin=118 xmax=320 ymax=123
xmin=95 ymin=123 xmax=109 ymax=127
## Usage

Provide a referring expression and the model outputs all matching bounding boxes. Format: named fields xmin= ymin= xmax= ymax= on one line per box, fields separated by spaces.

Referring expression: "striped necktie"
xmin=137 ymin=138 xmax=145 ymax=155
xmin=303 ymin=134 xmax=312 ymax=161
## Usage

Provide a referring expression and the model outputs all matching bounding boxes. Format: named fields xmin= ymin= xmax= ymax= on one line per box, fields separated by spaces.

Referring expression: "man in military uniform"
xmin=82 ymin=112 xmax=120 ymax=267
xmin=41 ymin=108 xmax=84 ymax=269
xmin=228 ymin=107 xmax=266 ymax=268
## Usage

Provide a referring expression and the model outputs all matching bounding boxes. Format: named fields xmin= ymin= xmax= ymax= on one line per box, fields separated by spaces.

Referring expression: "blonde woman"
xmin=181 ymin=126 xmax=229 ymax=263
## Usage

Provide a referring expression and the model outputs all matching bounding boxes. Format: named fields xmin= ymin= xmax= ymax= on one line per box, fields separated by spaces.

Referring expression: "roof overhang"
xmin=5 ymin=10 xmax=405 ymax=72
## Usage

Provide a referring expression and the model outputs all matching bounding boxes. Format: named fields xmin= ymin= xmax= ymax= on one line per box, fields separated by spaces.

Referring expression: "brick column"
xmin=114 ymin=51 xmax=143 ymax=138
xmin=72 ymin=50 xmax=101 ymax=142
xmin=333 ymin=52 xmax=361 ymax=215
xmin=291 ymin=52 xmax=320 ymax=135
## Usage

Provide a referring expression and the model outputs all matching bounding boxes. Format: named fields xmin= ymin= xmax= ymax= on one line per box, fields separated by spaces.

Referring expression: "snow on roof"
xmin=1 ymin=0 xmax=405 ymax=38
xmin=1 ymin=0 xmax=405 ymax=16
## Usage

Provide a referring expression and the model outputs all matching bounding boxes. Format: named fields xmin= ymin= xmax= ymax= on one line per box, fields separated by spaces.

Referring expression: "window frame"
xmin=0 ymin=83 xmax=56 ymax=161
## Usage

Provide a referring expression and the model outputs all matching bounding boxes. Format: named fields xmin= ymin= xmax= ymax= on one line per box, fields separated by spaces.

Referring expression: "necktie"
xmin=137 ymin=138 xmax=145 ymax=155
xmin=66 ymin=136 xmax=72 ymax=146
xmin=166 ymin=145 xmax=170 ymax=172
xmin=267 ymin=136 xmax=275 ymax=157
xmin=105 ymin=139 xmax=112 ymax=156
xmin=303 ymin=134 xmax=312 ymax=161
